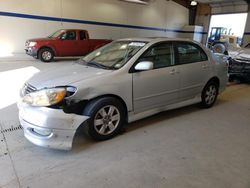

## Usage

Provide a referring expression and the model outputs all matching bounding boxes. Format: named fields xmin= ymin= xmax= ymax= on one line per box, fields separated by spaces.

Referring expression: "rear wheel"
xmin=213 ymin=43 xmax=226 ymax=54
xmin=201 ymin=81 xmax=219 ymax=108
xmin=38 ymin=48 xmax=54 ymax=62
xmin=83 ymin=97 xmax=126 ymax=141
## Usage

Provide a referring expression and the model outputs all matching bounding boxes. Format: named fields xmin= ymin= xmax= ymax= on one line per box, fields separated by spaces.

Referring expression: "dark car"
xmin=228 ymin=43 xmax=250 ymax=82
xmin=229 ymin=58 xmax=250 ymax=82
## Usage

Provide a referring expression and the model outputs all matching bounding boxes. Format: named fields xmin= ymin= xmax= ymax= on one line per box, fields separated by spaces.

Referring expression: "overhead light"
xmin=190 ymin=0 xmax=197 ymax=6
xmin=120 ymin=0 xmax=149 ymax=5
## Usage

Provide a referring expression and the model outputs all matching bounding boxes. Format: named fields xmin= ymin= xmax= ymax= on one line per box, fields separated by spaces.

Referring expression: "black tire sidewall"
xmin=38 ymin=48 xmax=54 ymax=62
xmin=201 ymin=82 xmax=219 ymax=108
xmin=83 ymin=97 xmax=126 ymax=141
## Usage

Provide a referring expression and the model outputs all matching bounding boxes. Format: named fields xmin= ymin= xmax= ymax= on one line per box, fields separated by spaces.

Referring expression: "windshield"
xmin=81 ymin=41 xmax=147 ymax=69
xmin=48 ymin=30 xmax=65 ymax=38
xmin=220 ymin=28 xmax=227 ymax=35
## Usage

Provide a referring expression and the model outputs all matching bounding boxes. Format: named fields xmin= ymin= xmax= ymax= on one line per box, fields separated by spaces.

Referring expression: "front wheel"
xmin=83 ymin=97 xmax=126 ymax=141
xmin=201 ymin=82 xmax=219 ymax=108
xmin=38 ymin=48 xmax=54 ymax=62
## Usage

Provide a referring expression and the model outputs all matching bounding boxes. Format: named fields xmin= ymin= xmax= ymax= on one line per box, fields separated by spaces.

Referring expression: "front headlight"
xmin=29 ymin=42 xmax=37 ymax=47
xmin=22 ymin=88 xmax=66 ymax=107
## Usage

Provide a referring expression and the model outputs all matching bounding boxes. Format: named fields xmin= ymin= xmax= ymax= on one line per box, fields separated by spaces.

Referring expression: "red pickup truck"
xmin=25 ymin=29 xmax=112 ymax=62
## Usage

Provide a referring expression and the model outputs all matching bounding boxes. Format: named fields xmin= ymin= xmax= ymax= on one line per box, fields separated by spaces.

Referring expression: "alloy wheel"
xmin=205 ymin=85 xmax=217 ymax=105
xmin=42 ymin=51 xmax=52 ymax=61
xmin=94 ymin=105 xmax=120 ymax=135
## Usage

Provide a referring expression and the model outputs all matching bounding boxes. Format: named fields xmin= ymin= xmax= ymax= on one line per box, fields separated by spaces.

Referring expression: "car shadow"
xmin=123 ymin=104 xmax=202 ymax=133
xmin=71 ymin=103 xmax=209 ymax=153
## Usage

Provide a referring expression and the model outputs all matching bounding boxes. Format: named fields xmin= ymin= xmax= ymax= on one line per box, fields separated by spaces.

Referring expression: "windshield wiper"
xmin=87 ymin=61 xmax=114 ymax=70
xmin=76 ymin=59 xmax=87 ymax=65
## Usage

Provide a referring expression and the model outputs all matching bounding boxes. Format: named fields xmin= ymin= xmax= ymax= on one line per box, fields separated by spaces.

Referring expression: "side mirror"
xmin=60 ymin=36 xmax=66 ymax=40
xmin=134 ymin=61 xmax=153 ymax=71
xmin=60 ymin=33 xmax=66 ymax=40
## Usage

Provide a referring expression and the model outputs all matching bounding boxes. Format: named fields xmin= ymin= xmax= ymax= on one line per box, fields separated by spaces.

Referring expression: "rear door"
xmin=132 ymin=42 xmax=180 ymax=113
xmin=174 ymin=41 xmax=211 ymax=101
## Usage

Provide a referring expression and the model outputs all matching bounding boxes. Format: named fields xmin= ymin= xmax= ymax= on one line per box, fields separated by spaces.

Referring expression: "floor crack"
xmin=0 ymin=124 xmax=21 ymax=188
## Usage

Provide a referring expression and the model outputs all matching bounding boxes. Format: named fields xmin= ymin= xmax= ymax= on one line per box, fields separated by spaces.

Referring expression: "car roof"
xmin=117 ymin=37 xmax=196 ymax=43
xmin=59 ymin=29 xmax=87 ymax=32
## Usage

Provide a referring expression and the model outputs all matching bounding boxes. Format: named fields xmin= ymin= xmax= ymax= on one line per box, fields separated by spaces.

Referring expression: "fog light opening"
xmin=31 ymin=128 xmax=52 ymax=137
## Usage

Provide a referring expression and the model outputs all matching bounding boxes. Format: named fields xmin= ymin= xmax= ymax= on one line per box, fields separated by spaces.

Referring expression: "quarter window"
xmin=175 ymin=42 xmax=208 ymax=64
xmin=79 ymin=31 xmax=86 ymax=40
xmin=137 ymin=43 xmax=174 ymax=69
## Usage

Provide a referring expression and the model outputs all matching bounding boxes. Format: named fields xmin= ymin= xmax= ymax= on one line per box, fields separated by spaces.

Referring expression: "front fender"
xmin=37 ymin=43 xmax=58 ymax=56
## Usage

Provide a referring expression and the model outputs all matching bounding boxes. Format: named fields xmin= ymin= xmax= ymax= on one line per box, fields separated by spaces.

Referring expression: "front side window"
xmin=175 ymin=42 xmax=208 ymax=64
xmin=137 ymin=42 xmax=174 ymax=69
xmin=80 ymin=41 xmax=147 ymax=69
xmin=61 ymin=31 xmax=76 ymax=40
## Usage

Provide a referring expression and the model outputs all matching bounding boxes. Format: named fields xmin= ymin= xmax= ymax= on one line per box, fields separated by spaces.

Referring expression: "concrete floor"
xmin=0 ymin=56 xmax=250 ymax=188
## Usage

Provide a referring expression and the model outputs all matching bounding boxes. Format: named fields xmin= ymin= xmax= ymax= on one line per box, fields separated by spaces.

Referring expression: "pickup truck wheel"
xmin=38 ymin=48 xmax=54 ymax=62
xmin=83 ymin=97 xmax=125 ymax=141
xmin=201 ymin=81 xmax=218 ymax=108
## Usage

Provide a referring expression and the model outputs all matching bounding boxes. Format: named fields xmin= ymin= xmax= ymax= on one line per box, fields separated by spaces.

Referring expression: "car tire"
xmin=83 ymin=97 xmax=126 ymax=141
xmin=201 ymin=81 xmax=219 ymax=108
xmin=38 ymin=48 xmax=54 ymax=62
xmin=213 ymin=43 xmax=226 ymax=54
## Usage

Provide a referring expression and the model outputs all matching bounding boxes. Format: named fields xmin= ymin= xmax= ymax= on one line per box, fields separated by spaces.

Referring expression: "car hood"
xmin=28 ymin=37 xmax=56 ymax=42
xmin=28 ymin=63 xmax=112 ymax=89
xmin=230 ymin=48 xmax=250 ymax=61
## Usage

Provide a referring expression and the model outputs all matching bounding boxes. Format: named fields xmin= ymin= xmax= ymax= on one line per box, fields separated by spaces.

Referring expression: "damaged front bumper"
xmin=25 ymin=47 xmax=38 ymax=57
xmin=18 ymin=102 xmax=89 ymax=150
xmin=228 ymin=58 xmax=250 ymax=82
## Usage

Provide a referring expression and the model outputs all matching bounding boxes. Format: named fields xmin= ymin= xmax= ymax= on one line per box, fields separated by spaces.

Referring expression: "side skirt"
xmin=128 ymin=96 xmax=201 ymax=123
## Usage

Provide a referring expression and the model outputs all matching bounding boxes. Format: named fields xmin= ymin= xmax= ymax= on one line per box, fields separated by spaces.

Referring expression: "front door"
xmin=57 ymin=30 xmax=78 ymax=56
xmin=132 ymin=42 xmax=180 ymax=113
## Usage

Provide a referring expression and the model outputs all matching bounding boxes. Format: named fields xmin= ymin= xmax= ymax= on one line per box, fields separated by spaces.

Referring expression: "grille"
xmin=22 ymin=83 xmax=37 ymax=96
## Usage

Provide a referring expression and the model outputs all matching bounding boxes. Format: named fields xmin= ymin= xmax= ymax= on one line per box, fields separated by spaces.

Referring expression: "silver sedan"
xmin=18 ymin=38 xmax=228 ymax=150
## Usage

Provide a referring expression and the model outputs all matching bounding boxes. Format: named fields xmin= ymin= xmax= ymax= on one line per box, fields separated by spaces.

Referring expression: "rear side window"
xmin=137 ymin=42 xmax=174 ymax=69
xmin=175 ymin=42 xmax=208 ymax=64
xmin=79 ymin=31 xmax=86 ymax=40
